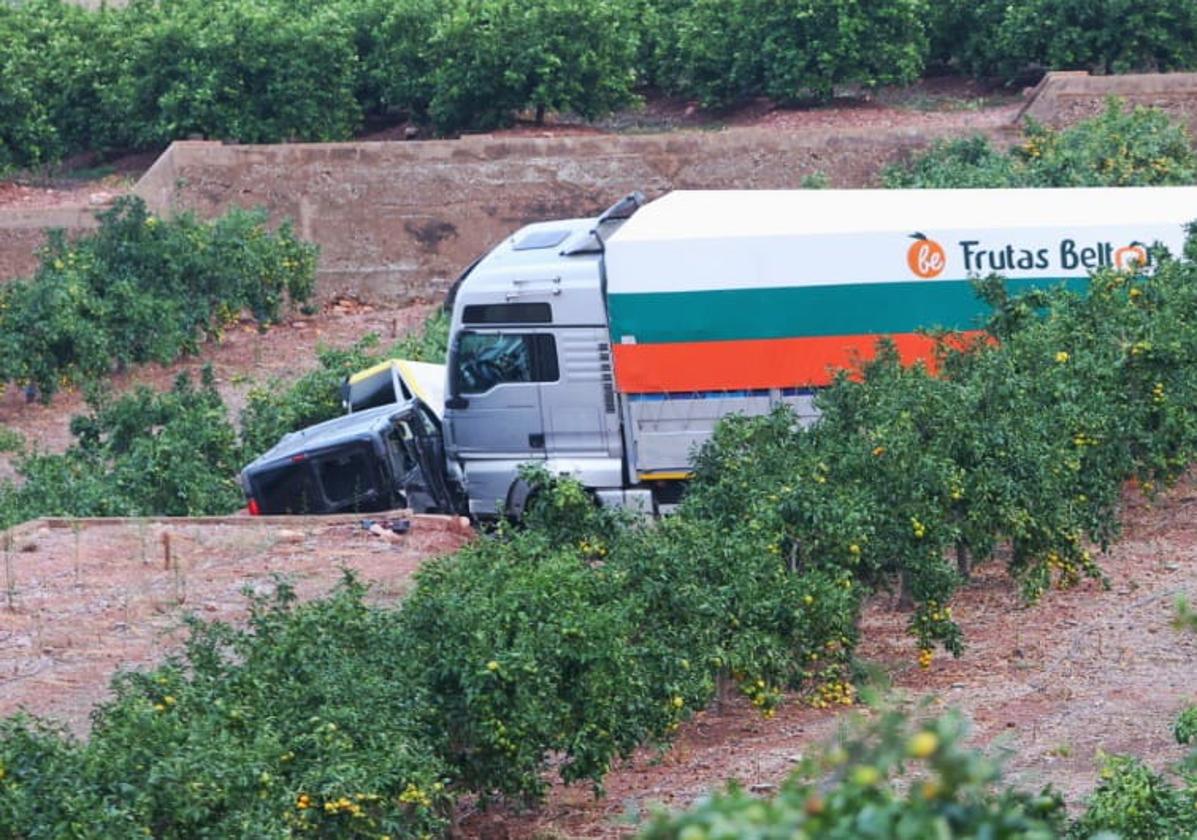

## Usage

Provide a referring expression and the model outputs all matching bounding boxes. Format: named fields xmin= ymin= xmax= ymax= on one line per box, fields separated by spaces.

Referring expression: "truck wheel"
xmin=504 ymin=477 xmax=537 ymax=521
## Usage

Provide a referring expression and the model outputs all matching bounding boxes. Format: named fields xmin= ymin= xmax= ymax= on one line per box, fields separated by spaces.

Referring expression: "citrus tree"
xmin=886 ymin=100 xmax=1197 ymax=189
xmin=426 ymin=0 xmax=641 ymax=132
xmin=638 ymin=710 xmax=1067 ymax=839
xmin=652 ymin=0 xmax=928 ymax=108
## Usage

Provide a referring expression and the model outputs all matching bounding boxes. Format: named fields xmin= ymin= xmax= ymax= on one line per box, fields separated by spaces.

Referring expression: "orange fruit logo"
xmin=907 ymin=232 xmax=946 ymax=279
xmin=1114 ymin=242 xmax=1148 ymax=270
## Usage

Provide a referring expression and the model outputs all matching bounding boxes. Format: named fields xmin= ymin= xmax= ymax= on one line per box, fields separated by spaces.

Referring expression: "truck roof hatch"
xmin=513 ymin=229 xmax=570 ymax=250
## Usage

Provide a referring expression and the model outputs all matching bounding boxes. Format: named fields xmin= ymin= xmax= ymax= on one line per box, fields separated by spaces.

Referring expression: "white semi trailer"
xmin=242 ymin=187 xmax=1197 ymax=518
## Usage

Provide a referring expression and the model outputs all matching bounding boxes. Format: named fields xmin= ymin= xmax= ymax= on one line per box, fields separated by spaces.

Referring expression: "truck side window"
xmin=453 ymin=333 xmax=558 ymax=394
xmin=462 ymin=302 xmax=552 ymax=324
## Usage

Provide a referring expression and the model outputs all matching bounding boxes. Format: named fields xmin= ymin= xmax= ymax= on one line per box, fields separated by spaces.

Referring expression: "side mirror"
xmin=445 ymin=396 xmax=469 ymax=410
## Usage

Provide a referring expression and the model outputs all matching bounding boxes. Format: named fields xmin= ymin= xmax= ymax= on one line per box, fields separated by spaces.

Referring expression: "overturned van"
xmin=239 ymin=399 xmax=458 ymax=516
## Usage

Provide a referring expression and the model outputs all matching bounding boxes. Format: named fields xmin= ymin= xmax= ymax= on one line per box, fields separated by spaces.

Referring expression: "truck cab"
xmin=442 ymin=214 xmax=626 ymax=517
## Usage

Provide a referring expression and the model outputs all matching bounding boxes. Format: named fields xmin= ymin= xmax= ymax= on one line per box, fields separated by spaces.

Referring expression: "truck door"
xmin=444 ymin=329 xmax=557 ymax=460
xmin=539 ymin=327 xmax=619 ymax=458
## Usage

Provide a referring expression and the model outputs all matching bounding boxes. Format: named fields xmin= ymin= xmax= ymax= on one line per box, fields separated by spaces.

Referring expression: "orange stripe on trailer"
xmin=612 ymin=332 xmax=982 ymax=394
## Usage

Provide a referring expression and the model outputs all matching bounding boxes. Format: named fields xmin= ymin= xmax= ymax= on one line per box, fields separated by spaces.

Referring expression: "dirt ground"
xmin=0 ymin=513 xmax=468 ymax=736
xmin=460 ymin=480 xmax=1197 ymax=838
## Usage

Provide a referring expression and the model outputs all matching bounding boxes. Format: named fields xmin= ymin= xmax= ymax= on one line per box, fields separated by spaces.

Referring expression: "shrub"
xmin=7 ymin=0 xmax=1197 ymax=169
xmin=0 ymin=10 xmax=59 ymax=172
xmin=0 ymin=368 xmax=244 ymax=527
xmin=639 ymin=710 xmax=1067 ymax=838
xmin=927 ymin=0 xmax=1197 ymax=80
xmin=0 ymin=427 xmax=24 ymax=454
xmin=653 ymin=0 xmax=928 ymax=108
xmin=993 ymin=0 xmax=1197 ymax=80
xmin=1072 ymin=754 xmax=1197 ymax=840
xmin=0 ymin=0 xmax=127 ymax=161
xmin=884 ymin=134 xmax=1023 ymax=188
xmin=0 ymin=196 xmax=317 ymax=400
xmin=101 ymin=0 xmax=361 ymax=149
xmin=427 ymin=0 xmax=641 ymax=133
xmin=924 ymin=0 xmax=1011 ymax=75
xmin=400 ymin=517 xmax=679 ymax=799
xmin=345 ymin=0 xmax=442 ymax=120
xmin=0 ymin=0 xmax=652 ymax=161
xmin=0 ymin=576 xmax=451 ymax=839
xmin=886 ymin=101 xmax=1197 ymax=189
xmin=1179 ymin=598 xmax=1197 ymax=633
xmin=0 ymin=717 xmax=130 ymax=838
xmin=1176 ymin=704 xmax=1197 ymax=746
xmin=397 ymin=476 xmax=703 ymax=799
xmin=396 ymin=469 xmax=856 ymax=800
xmin=1016 ymin=101 xmax=1197 ymax=187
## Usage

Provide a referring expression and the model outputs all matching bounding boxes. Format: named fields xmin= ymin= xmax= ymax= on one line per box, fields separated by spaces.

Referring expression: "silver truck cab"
xmin=443 ymin=214 xmax=629 ymax=517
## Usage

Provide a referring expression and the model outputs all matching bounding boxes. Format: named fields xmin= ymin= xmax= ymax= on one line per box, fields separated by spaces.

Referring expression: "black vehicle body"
xmin=239 ymin=400 xmax=457 ymax=515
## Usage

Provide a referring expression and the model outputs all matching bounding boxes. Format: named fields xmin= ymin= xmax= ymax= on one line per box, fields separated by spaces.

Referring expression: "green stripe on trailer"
xmin=607 ymin=277 xmax=1089 ymax=345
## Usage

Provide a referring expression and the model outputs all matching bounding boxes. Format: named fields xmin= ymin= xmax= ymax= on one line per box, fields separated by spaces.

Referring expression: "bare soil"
xmin=460 ymin=480 xmax=1197 ymax=838
xmin=0 ymin=514 xmax=468 ymax=736
xmin=0 ymin=149 xmax=156 ymax=210
xmin=0 ymin=181 xmax=125 ymax=211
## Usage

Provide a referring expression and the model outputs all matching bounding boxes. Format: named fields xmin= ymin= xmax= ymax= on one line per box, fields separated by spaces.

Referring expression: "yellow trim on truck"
xmin=638 ymin=471 xmax=693 ymax=481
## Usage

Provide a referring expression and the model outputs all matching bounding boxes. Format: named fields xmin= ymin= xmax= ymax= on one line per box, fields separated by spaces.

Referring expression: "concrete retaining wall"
xmin=131 ymin=125 xmax=1015 ymax=304
xmin=1019 ymin=70 xmax=1197 ymax=134
xmin=0 ymin=207 xmax=99 ymax=282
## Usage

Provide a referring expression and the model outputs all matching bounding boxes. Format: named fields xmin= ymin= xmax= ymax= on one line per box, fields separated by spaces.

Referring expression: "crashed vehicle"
xmin=238 ymin=396 xmax=458 ymax=516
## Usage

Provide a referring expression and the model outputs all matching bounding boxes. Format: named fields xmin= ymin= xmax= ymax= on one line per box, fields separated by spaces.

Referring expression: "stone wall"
xmin=132 ymin=126 xmax=1015 ymax=304
xmin=0 ymin=207 xmax=98 ymax=282
xmin=1018 ymin=70 xmax=1197 ymax=135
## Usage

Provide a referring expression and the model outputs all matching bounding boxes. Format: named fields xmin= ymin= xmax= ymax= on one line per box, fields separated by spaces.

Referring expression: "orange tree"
xmin=0 ymin=576 xmax=450 ymax=839
xmin=638 ymin=709 xmax=1067 ymax=839
xmin=0 ymin=197 xmax=316 ymax=401
xmin=0 ymin=370 xmax=244 ymax=526
xmin=886 ymin=101 xmax=1197 ymax=190
xmin=396 ymin=470 xmax=858 ymax=800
